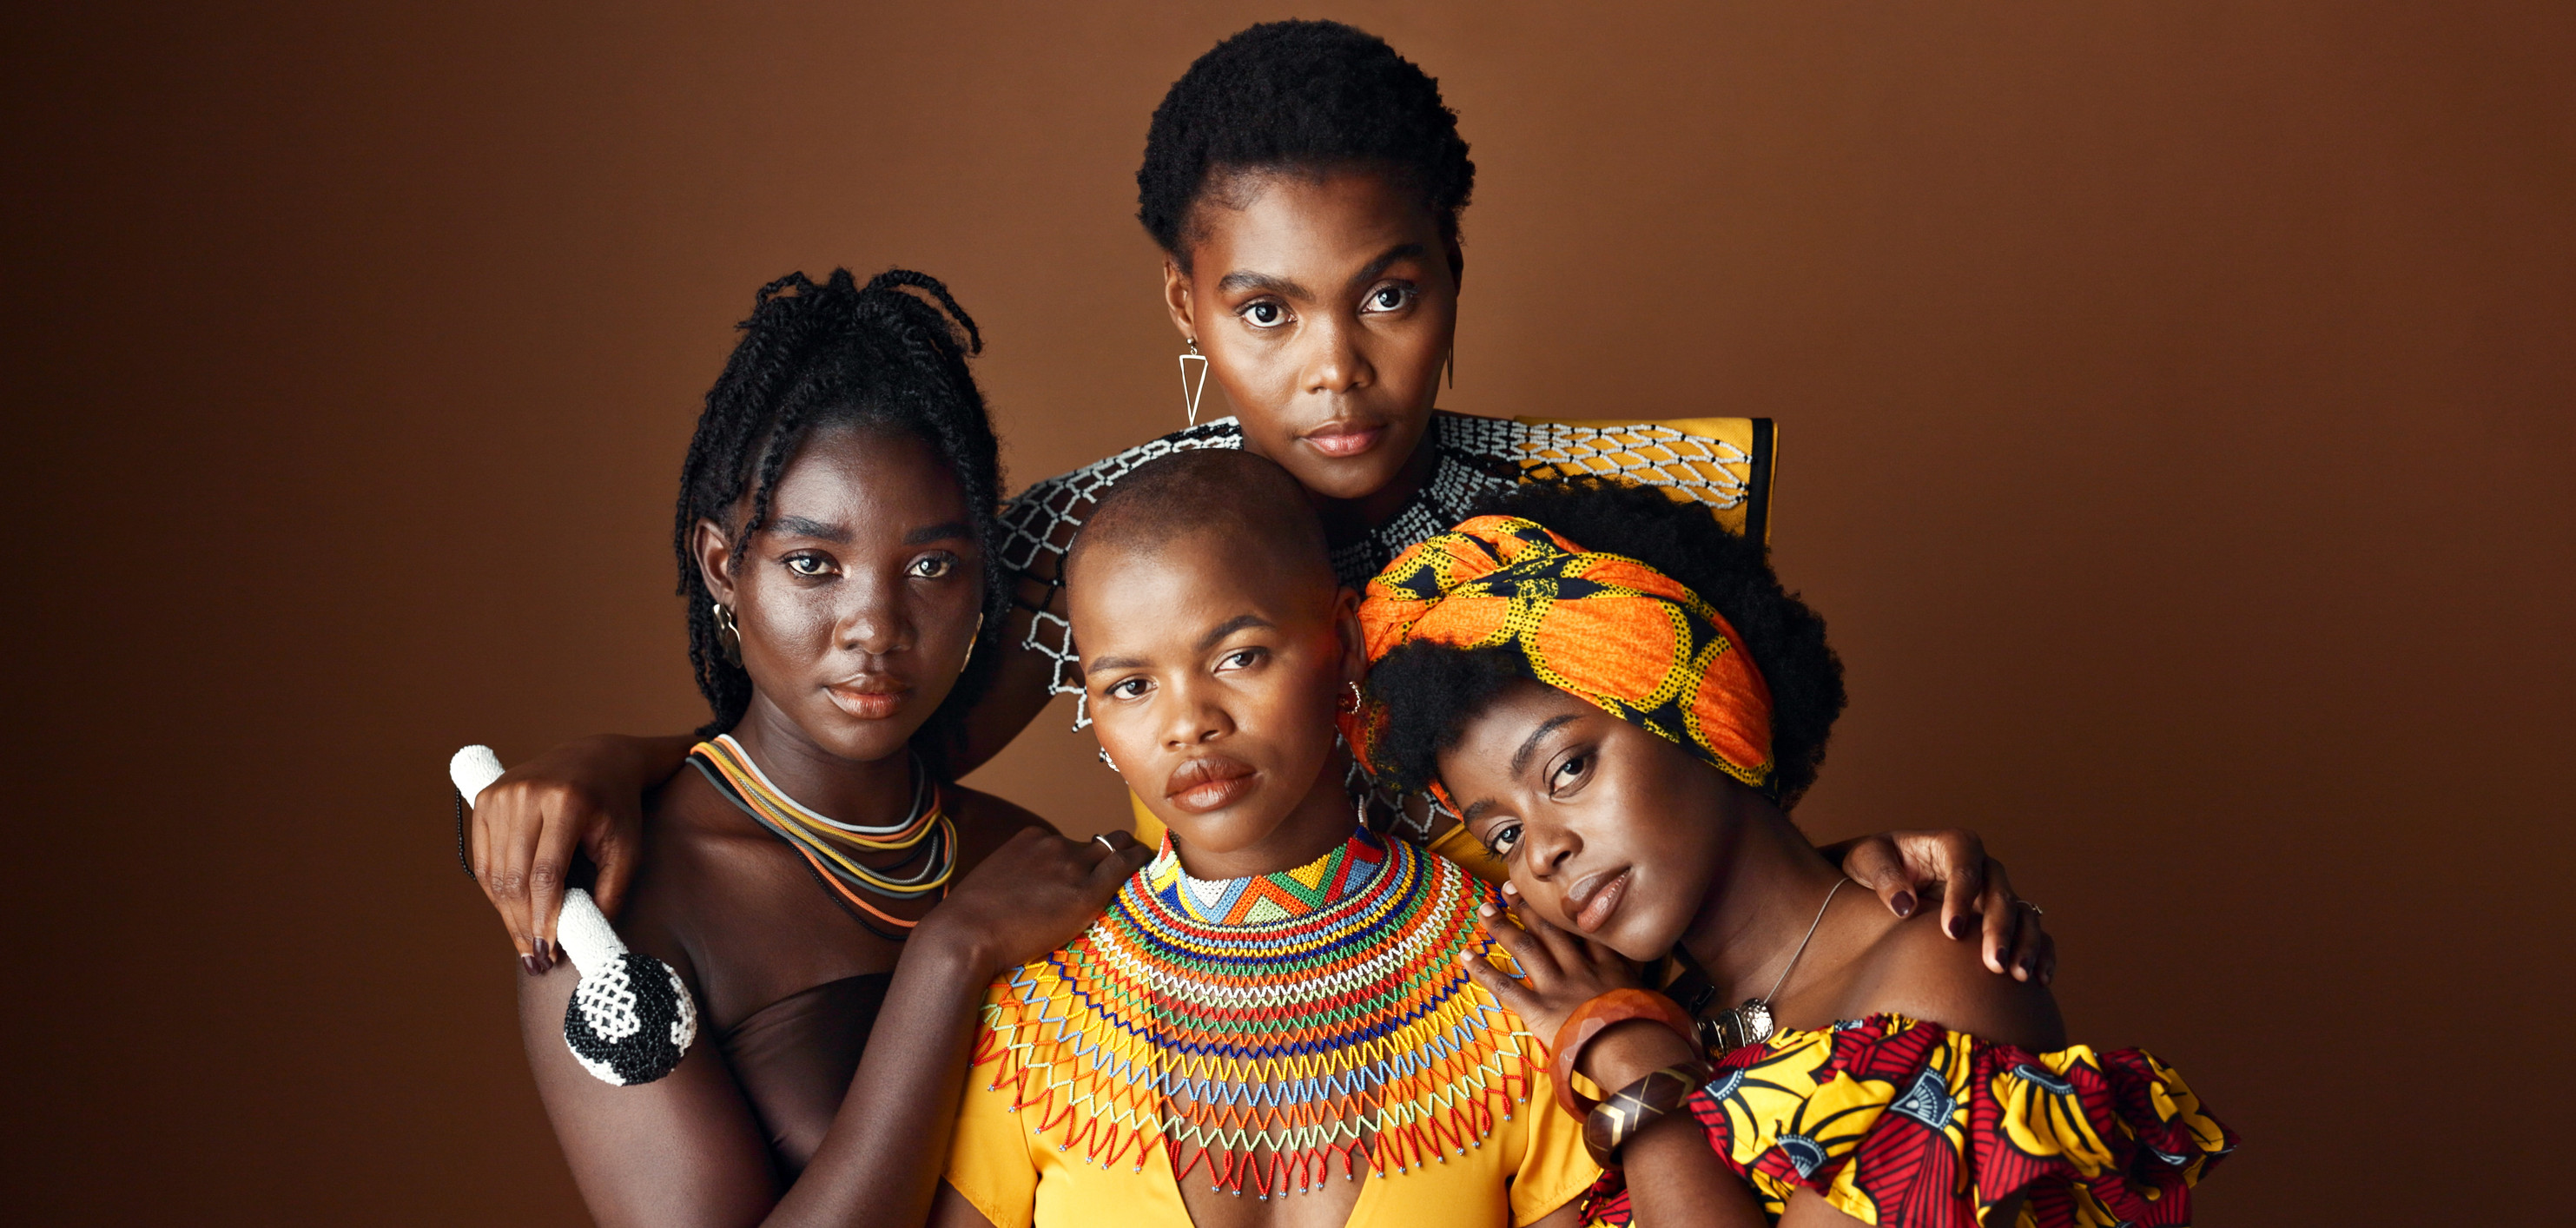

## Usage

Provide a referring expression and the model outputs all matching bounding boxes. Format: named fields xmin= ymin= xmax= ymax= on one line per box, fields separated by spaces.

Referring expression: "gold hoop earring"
xmin=712 ymin=602 xmax=743 ymax=667
xmin=1444 ymin=346 xmax=1455 ymax=390
xmin=965 ymin=611 xmax=987 ymax=670
xmin=1179 ymin=336 xmax=1208 ymax=426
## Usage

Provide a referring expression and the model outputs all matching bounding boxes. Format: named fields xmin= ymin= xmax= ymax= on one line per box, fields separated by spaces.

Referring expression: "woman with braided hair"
xmin=512 ymin=267 xmax=1153 ymax=1227
xmin=470 ymin=19 xmax=2049 ymax=1033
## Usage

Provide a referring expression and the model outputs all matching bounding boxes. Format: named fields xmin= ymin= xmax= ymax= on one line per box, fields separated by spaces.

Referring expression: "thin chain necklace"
xmin=688 ymin=735 xmax=954 ymax=935
xmin=1669 ymin=877 xmax=1851 ymax=1053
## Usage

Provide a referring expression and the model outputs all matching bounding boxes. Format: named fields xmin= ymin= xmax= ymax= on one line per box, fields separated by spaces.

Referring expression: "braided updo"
xmin=1138 ymin=19 xmax=1476 ymax=270
xmin=672 ymin=267 xmax=1005 ymax=772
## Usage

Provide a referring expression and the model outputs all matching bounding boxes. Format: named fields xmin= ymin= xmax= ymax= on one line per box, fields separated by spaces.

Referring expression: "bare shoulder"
xmin=1847 ymin=912 xmax=2064 ymax=1051
xmin=947 ymin=783 xmax=1059 ymax=840
xmin=945 ymin=783 xmax=1067 ymax=875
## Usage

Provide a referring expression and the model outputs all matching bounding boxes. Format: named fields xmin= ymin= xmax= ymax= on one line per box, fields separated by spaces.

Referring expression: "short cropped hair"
xmin=1138 ymin=20 xmax=1475 ymax=269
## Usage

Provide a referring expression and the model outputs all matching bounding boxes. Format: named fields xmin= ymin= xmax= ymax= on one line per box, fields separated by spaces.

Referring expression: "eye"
xmin=907 ymin=553 xmax=957 ymax=580
xmin=1549 ymin=753 xmax=1589 ymax=795
xmin=784 ymin=554 xmax=834 ymax=578
xmin=1362 ymin=284 xmax=1415 ymax=314
xmin=1214 ymin=647 xmax=1265 ymax=673
xmin=1483 ymin=821 xmax=1523 ymax=859
xmin=1106 ymin=677 xmax=1152 ymax=701
xmin=1240 ymin=300 xmax=1289 ymax=329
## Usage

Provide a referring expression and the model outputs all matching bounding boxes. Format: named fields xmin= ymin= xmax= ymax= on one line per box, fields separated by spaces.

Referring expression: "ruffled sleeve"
xmin=1581 ymin=1014 xmax=2236 ymax=1227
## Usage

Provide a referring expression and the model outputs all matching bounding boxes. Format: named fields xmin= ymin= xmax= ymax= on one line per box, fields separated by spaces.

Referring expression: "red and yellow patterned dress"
xmin=1580 ymin=1014 xmax=2235 ymax=1228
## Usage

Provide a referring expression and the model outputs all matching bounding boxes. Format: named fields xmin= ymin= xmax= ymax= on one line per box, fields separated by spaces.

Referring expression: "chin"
xmin=1280 ymin=452 xmax=1405 ymax=501
xmin=1160 ymin=803 xmax=1294 ymax=859
xmin=803 ymin=709 xmax=925 ymax=764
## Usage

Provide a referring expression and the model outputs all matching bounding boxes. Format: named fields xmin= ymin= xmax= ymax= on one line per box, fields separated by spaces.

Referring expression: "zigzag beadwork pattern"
xmin=971 ymin=828 xmax=1543 ymax=1198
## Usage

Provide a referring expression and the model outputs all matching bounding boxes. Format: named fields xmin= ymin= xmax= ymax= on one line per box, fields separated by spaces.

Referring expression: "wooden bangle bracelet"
xmin=1582 ymin=1060 xmax=1714 ymax=1167
xmin=1549 ymin=988 xmax=1701 ymax=1117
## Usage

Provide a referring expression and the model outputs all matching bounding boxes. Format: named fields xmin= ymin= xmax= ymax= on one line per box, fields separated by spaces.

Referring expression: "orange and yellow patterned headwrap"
xmin=1353 ymin=515 xmax=1774 ymax=794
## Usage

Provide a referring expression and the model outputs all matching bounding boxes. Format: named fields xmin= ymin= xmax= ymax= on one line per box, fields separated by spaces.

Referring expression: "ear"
xmin=1331 ymin=585 xmax=1366 ymax=689
xmin=692 ymin=517 xmax=741 ymax=606
xmin=1162 ymin=258 xmax=1196 ymax=341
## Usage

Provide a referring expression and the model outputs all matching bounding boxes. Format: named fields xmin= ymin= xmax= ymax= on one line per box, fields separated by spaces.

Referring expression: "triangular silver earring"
xmin=1179 ymin=337 xmax=1208 ymax=426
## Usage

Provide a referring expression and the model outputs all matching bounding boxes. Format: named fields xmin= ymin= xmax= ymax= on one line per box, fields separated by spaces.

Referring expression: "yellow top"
xmin=943 ymin=1063 xmax=1598 ymax=1228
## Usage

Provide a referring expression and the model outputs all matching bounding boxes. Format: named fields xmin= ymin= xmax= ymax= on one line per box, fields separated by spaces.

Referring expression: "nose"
xmin=1520 ymin=816 xmax=1578 ymax=883
xmin=1300 ymin=314 xmax=1374 ymax=397
xmin=836 ymin=573 xmax=911 ymax=657
xmin=1158 ymin=676 xmax=1234 ymax=749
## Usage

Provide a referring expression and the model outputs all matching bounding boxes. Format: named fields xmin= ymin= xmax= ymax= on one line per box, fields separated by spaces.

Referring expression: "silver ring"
xmin=2016 ymin=899 xmax=2043 ymax=916
xmin=1093 ymin=835 xmax=1119 ymax=851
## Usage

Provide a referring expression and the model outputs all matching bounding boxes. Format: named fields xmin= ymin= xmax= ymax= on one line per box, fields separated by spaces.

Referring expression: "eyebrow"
xmin=1196 ymin=613 xmax=1274 ymax=653
xmin=1080 ymin=613 xmax=1275 ymax=677
xmin=766 ymin=516 xmax=849 ymax=543
xmin=1216 ymin=269 xmax=1313 ymax=299
xmin=1344 ymin=242 xmax=1426 ymax=294
xmin=1212 ymin=241 xmax=1428 ymax=301
xmin=904 ymin=520 xmax=973 ymax=545
xmin=1510 ymin=714 xmax=1582 ymax=777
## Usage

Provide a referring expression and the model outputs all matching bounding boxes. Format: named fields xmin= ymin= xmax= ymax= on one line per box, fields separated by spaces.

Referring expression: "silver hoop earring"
xmin=1179 ymin=337 xmax=1208 ymax=426
xmin=1340 ymin=680 xmax=1364 ymax=714
xmin=712 ymin=603 xmax=743 ymax=667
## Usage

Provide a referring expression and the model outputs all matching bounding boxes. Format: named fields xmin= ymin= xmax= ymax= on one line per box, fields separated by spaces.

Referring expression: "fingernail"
xmin=1949 ymin=915 xmax=1973 ymax=940
xmin=520 ymin=954 xmax=544 ymax=977
xmin=1890 ymin=891 xmax=1916 ymax=918
xmin=1478 ymin=903 xmax=1495 ymax=917
xmin=532 ymin=939 xmax=554 ymax=974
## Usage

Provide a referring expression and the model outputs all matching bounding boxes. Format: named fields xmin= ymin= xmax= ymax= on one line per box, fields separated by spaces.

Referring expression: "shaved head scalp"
xmin=1065 ymin=450 xmax=1336 ymax=600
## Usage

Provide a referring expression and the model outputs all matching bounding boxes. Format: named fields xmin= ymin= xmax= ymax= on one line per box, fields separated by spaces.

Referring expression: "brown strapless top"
xmin=716 ymin=972 xmax=892 ymax=1177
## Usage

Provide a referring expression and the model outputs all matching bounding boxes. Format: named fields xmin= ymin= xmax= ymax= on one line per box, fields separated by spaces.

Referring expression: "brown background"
xmin=7 ymin=2 xmax=2570 ymax=1223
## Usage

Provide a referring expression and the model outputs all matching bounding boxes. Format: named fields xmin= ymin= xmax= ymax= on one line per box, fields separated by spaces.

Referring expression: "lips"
xmin=1561 ymin=867 xmax=1633 ymax=934
xmin=1163 ymin=755 xmax=1258 ymax=815
xmin=824 ymin=676 xmax=909 ymax=720
xmin=1299 ymin=420 xmax=1386 ymax=459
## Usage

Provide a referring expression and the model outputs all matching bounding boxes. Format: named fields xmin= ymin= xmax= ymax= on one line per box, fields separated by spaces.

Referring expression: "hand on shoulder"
xmin=1845 ymin=908 xmax=2065 ymax=1052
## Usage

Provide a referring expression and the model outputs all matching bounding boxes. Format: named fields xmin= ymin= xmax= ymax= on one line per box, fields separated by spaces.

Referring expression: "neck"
xmin=1676 ymin=791 xmax=1849 ymax=1004
xmin=1169 ymin=749 xmax=1360 ymax=881
xmin=723 ymin=697 xmax=919 ymax=829
xmin=1307 ymin=426 xmax=1438 ymax=541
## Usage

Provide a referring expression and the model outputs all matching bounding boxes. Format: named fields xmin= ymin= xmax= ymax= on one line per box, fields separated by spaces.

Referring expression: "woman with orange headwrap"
xmin=1359 ymin=480 xmax=2235 ymax=1228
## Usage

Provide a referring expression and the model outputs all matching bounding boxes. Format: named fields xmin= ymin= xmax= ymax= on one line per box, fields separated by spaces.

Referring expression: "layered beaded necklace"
xmin=688 ymin=734 xmax=954 ymax=936
xmin=975 ymin=826 xmax=1541 ymax=1199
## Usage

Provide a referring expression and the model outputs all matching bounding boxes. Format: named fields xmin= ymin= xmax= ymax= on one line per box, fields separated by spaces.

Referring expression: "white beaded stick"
xmin=452 ymin=744 xmax=697 ymax=1086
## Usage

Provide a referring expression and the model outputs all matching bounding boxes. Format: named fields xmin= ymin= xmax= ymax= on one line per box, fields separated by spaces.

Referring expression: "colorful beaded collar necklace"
xmin=688 ymin=735 xmax=954 ymax=935
xmin=975 ymin=826 xmax=1540 ymax=1199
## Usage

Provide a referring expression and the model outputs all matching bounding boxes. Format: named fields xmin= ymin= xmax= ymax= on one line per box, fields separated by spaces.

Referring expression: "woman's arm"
xmin=1463 ymin=909 xmax=1768 ymax=1228
xmin=522 ymin=827 xmax=1151 ymax=1228
xmin=766 ymin=826 xmax=1151 ymax=1227
xmin=519 ymin=953 xmax=782 ymax=1228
